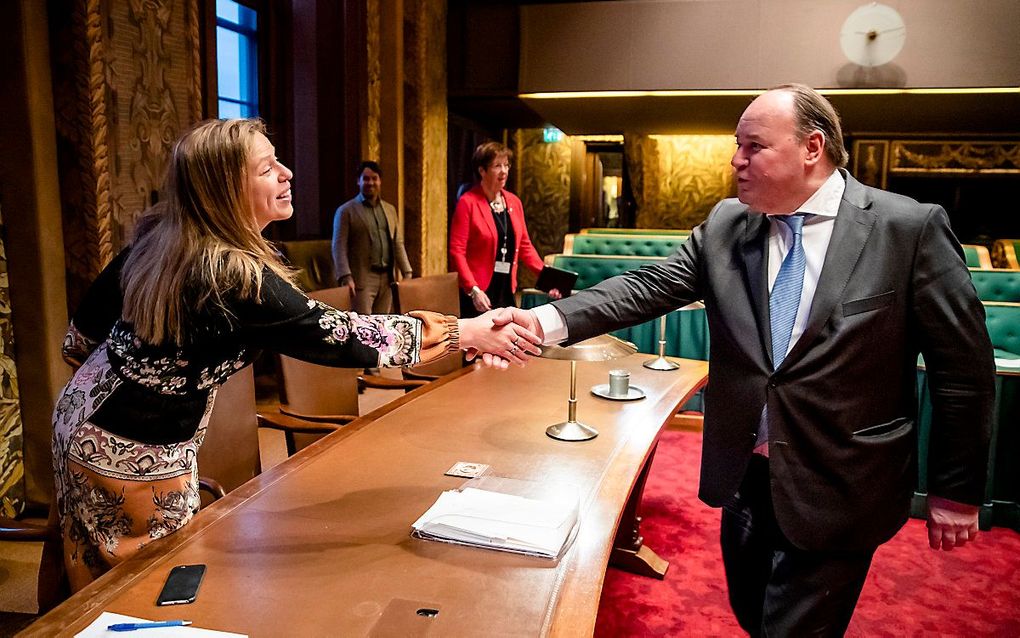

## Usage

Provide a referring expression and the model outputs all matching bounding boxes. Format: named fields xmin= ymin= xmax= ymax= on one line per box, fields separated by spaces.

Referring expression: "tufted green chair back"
xmin=984 ymin=302 xmax=1020 ymax=356
xmin=566 ymin=233 xmax=687 ymax=257
xmin=970 ymin=269 xmax=1020 ymax=303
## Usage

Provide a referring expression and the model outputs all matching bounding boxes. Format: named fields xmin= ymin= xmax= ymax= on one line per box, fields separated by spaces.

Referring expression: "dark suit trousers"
xmin=721 ymin=455 xmax=875 ymax=637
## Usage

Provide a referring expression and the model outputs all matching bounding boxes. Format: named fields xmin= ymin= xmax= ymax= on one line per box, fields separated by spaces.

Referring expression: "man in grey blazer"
xmin=502 ymin=85 xmax=994 ymax=635
xmin=332 ymin=161 xmax=413 ymax=314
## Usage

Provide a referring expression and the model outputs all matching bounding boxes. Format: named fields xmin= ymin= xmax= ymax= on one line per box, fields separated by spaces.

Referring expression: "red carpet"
xmin=595 ymin=429 xmax=1020 ymax=637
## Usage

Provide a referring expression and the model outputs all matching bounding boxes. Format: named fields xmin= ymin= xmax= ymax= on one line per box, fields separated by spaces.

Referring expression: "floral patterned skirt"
xmin=52 ymin=344 xmax=213 ymax=591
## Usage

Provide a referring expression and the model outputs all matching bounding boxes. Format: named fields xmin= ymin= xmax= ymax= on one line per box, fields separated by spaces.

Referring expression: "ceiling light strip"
xmin=520 ymin=87 xmax=1020 ymax=99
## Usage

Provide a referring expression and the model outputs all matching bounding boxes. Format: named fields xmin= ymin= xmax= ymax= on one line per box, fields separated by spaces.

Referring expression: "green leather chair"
xmin=962 ymin=244 xmax=992 ymax=269
xmin=581 ymin=227 xmax=691 ymax=236
xmin=564 ymin=233 xmax=687 ymax=257
xmin=969 ymin=268 xmax=1020 ymax=303
xmin=985 ymin=301 xmax=1020 ymax=357
xmin=546 ymin=253 xmax=664 ymax=290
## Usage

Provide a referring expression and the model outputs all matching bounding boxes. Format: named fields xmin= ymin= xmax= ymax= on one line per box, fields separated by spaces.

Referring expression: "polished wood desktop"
xmin=24 ymin=355 xmax=708 ymax=637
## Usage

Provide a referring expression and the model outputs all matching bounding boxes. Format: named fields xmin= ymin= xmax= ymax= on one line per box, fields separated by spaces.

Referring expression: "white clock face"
xmin=840 ymin=3 xmax=907 ymax=67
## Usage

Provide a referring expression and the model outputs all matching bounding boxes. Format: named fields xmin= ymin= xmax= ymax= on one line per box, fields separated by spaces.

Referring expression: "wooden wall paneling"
xmin=3 ymin=0 xmax=71 ymax=507
xmin=400 ymin=0 xmax=447 ymax=277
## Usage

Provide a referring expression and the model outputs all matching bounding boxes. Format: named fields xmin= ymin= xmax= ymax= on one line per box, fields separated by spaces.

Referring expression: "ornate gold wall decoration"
xmin=626 ymin=134 xmax=735 ymax=229
xmin=0 ymin=204 xmax=25 ymax=517
xmin=120 ymin=0 xmax=181 ymax=239
xmin=186 ymin=0 xmax=202 ymax=121
xmin=890 ymin=141 xmax=1020 ymax=174
xmin=365 ymin=0 xmax=381 ymax=162
xmin=402 ymin=0 xmax=448 ymax=276
xmin=515 ymin=129 xmax=572 ymax=264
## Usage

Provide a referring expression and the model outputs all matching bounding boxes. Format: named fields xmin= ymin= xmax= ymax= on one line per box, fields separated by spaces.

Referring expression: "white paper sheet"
xmin=411 ymin=486 xmax=578 ymax=558
xmin=75 ymin=612 xmax=247 ymax=638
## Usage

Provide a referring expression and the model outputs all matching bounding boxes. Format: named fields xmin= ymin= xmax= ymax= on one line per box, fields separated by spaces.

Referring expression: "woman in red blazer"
xmin=449 ymin=142 xmax=559 ymax=317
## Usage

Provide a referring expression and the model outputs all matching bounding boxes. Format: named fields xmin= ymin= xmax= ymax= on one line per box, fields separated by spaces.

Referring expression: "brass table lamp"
xmin=540 ymin=334 xmax=638 ymax=441
xmin=643 ymin=314 xmax=680 ymax=371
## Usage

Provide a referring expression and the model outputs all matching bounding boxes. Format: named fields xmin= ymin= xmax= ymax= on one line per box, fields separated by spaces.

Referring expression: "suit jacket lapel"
xmin=782 ymin=173 xmax=877 ymax=367
xmin=739 ymin=210 xmax=772 ymax=362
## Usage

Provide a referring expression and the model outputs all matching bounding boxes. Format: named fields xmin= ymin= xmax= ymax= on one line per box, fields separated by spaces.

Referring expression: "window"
xmin=216 ymin=0 xmax=259 ymax=117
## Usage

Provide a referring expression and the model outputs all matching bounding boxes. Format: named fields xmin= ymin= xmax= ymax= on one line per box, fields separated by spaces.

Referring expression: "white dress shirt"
xmin=766 ymin=169 xmax=844 ymax=357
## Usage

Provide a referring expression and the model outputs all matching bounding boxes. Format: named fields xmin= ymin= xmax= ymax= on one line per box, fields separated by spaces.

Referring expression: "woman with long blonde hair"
xmin=54 ymin=119 xmax=539 ymax=589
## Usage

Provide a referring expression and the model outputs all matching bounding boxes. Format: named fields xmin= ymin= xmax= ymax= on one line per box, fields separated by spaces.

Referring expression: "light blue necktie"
xmin=756 ymin=214 xmax=807 ymax=452
xmin=769 ymin=214 xmax=807 ymax=368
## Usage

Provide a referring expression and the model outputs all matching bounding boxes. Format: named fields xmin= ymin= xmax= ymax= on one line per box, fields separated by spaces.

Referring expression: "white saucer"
xmin=590 ymin=384 xmax=646 ymax=401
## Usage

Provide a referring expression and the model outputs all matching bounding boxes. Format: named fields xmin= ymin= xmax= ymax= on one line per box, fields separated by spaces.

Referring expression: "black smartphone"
xmin=156 ymin=564 xmax=206 ymax=606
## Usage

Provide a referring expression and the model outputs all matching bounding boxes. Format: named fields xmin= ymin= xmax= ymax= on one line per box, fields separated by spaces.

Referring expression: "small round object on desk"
xmin=591 ymin=384 xmax=646 ymax=401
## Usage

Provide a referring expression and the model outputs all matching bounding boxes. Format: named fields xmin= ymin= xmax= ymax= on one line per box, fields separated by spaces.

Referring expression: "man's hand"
xmin=458 ymin=309 xmax=542 ymax=369
xmin=472 ymin=308 xmax=545 ymax=368
xmin=488 ymin=307 xmax=544 ymax=342
xmin=927 ymin=495 xmax=980 ymax=551
xmin=341 ymin=277 xmax=356 ymax=302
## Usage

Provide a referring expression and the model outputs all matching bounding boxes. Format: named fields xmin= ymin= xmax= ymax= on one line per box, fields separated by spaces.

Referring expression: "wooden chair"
xmin=266 ymin=286 xmax=426 ymax=454
xmin=391 ymin=272 xmax=464 ymax=381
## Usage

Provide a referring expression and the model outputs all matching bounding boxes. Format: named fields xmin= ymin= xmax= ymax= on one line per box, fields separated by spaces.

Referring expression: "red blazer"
xmin=449 ymin=185 xmax=545 ymax=294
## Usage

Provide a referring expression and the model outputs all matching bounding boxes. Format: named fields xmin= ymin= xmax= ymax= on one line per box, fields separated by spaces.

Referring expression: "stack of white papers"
xmin=411 ymin=485 xmax=579 ymax=559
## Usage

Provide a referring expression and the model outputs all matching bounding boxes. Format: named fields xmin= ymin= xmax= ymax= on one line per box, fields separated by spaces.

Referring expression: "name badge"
xmin=494 ymin=260 xmax=511 ymax=274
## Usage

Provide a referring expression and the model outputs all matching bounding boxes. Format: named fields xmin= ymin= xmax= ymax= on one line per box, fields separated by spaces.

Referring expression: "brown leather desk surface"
xmin=25 ymin=356 xmax=708 ymax=638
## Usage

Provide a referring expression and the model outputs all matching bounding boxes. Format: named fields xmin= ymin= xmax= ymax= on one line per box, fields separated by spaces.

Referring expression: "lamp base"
xmin=643 ymin=356 xmax=680 ymax=371
xmin=546 ymin=420 xmax=599 ymax=441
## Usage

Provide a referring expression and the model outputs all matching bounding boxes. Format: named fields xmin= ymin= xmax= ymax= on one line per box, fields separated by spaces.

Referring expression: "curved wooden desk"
xmin=24 ymin=356 xmax=708 ymax=637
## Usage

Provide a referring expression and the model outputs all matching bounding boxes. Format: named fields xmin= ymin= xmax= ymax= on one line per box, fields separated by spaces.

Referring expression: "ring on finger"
xmin=512 ymin=337 xmax=521 ymax=347
xmin=510 ymin=345 xmax=518 ymax=354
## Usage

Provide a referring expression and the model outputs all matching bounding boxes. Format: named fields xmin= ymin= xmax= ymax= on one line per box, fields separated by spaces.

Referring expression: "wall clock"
xmin=840 ymin=3 xmax=907 ymax=67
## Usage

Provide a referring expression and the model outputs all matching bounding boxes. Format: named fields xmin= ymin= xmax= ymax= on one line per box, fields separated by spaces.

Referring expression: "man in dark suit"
xmin=332 ymin=161 xmax=413 ymax=314
xmin=501 ymin=84 xmax=994 ymax=635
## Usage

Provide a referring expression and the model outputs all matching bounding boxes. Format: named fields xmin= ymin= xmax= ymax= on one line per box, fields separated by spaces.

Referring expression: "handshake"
xmin=459 ymin=307 xmax=546 ymax=369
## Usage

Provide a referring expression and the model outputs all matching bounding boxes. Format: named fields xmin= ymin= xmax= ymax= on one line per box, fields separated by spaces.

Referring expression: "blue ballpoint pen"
xmin=107 ymin=620 xmax=193 ymax=632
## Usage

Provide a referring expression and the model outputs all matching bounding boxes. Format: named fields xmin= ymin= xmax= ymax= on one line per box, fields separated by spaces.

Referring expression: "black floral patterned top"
xmin=62 ymin=249 xmax=458 ymax=445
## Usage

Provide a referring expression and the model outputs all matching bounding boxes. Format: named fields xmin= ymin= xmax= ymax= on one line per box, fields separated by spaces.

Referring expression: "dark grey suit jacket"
xmin=552 ymin=171 xmax=994 ymax=552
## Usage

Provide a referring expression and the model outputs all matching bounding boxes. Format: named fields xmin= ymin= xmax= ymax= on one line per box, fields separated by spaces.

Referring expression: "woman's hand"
xmin=459 ymin=309 xmax=542 ymax=368
xmin=471 ymin=288 xmax=492 ymax=312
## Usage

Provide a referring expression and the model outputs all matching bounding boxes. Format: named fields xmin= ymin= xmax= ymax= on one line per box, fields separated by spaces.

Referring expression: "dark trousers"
xmin=720 ymin=455 xmax=875 ymax=637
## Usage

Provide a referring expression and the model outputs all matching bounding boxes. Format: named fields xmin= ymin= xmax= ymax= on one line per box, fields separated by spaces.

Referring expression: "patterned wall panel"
xmin=113 ymin=0 xmax=201 ymax=240
xmin=515 ymin=129 xmax=572 ymax=269
xmin=402 ymin=0 xmax=448 ymax=276
xmin=625 ymin=134 xmax=735 ymax=229
xmin=0 ymin=204 xmax=25 ymax=517
xmin=53 ymin=0 xmax=202 ymax=311
xmin=365 ymin=0 xmax=381 ymax=163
